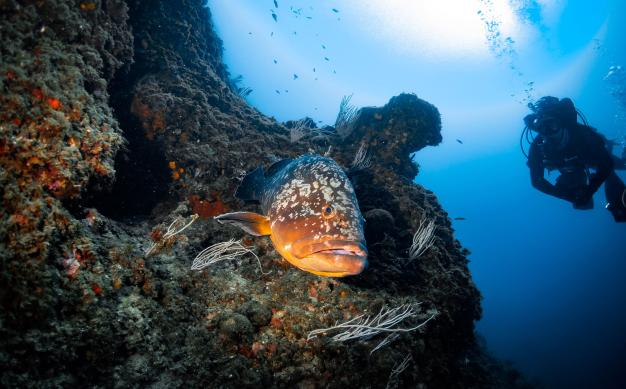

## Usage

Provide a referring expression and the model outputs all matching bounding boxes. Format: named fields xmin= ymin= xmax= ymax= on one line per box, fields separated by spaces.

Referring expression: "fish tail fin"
xmin=235 ymin=167 xmax=265 ymax=202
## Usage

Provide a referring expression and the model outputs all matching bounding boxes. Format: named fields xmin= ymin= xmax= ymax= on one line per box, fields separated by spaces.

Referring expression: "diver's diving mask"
xmin=533 ymin=115 xmax=560 ymax=136
xmin=535 ymin=116 xmax=568 ymax=148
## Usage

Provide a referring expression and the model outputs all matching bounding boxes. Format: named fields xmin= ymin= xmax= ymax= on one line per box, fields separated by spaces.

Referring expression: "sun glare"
xmin=349 ymin=0 xmax=524 ymax=60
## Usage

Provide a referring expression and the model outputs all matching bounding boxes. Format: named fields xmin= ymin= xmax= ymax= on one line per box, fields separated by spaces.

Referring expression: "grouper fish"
xmin=215 ymin=155 xmax=368 ymax=277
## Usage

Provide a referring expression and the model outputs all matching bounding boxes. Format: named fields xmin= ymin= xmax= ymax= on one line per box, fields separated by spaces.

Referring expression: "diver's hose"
xmin=520 ymin=126 xmax=536 ymax=159
xmin=576 ymin=108 xmax=590 ymax=126
xmin=527 ymin=126 xmax=535 ymax=144
xmin=520 ymin=127 xmax=530 ymax=158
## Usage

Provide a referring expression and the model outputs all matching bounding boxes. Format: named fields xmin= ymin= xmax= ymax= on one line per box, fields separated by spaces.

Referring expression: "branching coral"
xmin=307 ymin=303 xmax=438 ymax=346
xmin=385 ymin=353 xmax=413 ymax=389
xmin=350 ymin=143 xmax=372 ymax=171
xmin=408 ymin=217 xmax=437 ymax=260
xmin=335 ymin=94 xmax=360 ymax=138
xmin=288 ymin=118 xmax=333 ymax=143
xmin=191 ymin=239 xmax=268 ymax=274
xmin=145 ymin=214 xmax=199 ymax=256
xmin=370 ymin=332 xmax=400 ymax=355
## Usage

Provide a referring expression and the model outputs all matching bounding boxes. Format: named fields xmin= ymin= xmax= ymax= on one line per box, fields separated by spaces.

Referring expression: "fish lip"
xmin=291 ymin=239 xmax=368 ymax=276
xmin=308 ymin=248 xmax=368 ymax=260
xmin=300 ymin=250 xmax=368 ymax=276
xmin=293 ymin=239 xmax=368 ymax=260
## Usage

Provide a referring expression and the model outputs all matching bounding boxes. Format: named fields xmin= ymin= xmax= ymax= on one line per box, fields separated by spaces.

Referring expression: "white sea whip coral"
xmin=191 ymin=239 xmax=268 ymax=274
xmin=145 ymin=214 xmax=199 ymax=257
xmin=307 ymin=303 xmax=437 ymax=345
xmin=386 ymin=353 xmax=413 ymax=389
xmin=351 ymin=143 xmax=372 ymax=171
xmin=408 ymin=217 xmax=436 ymax=260
xmin=289 ymin=118 xmax=333 ymax=143
xmin=335 ymin=94 xmax=359 ymax=138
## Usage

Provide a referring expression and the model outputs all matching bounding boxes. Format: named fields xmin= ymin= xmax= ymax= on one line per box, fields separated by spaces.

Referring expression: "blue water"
xmin=209 ymin=1 xmax=626 ymax=387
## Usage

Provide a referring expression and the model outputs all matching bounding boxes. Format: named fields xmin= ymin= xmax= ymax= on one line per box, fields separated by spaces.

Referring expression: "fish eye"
xmin=322 ymin=205 xmax=335 ymax=219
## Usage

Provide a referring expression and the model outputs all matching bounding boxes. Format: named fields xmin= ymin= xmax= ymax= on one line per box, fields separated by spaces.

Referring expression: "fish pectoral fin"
xmin=214 ymin=212 xmax=271 ymax=236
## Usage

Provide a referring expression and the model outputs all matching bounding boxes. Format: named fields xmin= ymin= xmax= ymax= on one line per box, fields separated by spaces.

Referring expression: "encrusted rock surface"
xmin=1 ymin=1 xmax=531 ymax=388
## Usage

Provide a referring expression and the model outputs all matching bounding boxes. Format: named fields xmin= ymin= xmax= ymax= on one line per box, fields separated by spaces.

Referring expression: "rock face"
xmin=0 ymin=1 xmax=529 ymax=388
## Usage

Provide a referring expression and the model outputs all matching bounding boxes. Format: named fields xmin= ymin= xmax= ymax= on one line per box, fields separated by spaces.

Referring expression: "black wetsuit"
xmin=527 ymin=124 xmax=626 ymax=221
xmin=527 ymin=124 xmax=612 ymax=203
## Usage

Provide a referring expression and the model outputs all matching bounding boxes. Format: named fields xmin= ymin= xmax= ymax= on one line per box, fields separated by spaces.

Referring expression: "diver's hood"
xmin=529 ymin=96 xmax=578 ymax=129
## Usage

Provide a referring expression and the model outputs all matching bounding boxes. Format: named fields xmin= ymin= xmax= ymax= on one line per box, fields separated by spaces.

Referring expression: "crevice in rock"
xmin=80 ymin=54 xmax=170 ymax=221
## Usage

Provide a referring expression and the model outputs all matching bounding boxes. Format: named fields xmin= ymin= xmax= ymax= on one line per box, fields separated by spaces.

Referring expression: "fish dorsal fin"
xmin=235 ymin=159 xmax=293 ymax=202
xmin=265 ymin=158 xmax=293 ymax=178
xmin=215 ymin=212 xmax=271 ymax=236
xmin=235 ymin=167 xmax=265 ymax=203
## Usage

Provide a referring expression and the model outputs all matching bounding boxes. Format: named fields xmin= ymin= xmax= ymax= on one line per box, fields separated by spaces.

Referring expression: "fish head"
xmin=267 ymin=157 xmax=368 ymax=277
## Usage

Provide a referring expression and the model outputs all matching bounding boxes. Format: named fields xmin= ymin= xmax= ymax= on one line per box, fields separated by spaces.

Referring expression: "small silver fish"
xmin=216 ymin=156 xmax=368 ymax=277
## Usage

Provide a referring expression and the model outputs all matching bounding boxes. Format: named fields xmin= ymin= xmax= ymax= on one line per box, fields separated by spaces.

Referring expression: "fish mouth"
xmin=292 ymin=239 xmax=368 ymax=277
xmin=308 ymin=246 xmax=368 ymax=258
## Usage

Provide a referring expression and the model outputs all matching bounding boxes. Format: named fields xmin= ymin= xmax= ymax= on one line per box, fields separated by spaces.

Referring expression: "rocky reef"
xmin=0 ymin=1 xmax=530 ymax=388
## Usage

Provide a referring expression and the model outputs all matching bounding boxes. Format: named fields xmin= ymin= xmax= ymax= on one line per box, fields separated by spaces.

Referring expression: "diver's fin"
xmin=612 ymin=155 xmax=626 ymax=171
xmin=215 ymin=212 xmax=271 ymax=236
xmin=235 ymin=167 xmax=266 ymax=202
xmin=265 ymin=158 xmax=293 ymax=177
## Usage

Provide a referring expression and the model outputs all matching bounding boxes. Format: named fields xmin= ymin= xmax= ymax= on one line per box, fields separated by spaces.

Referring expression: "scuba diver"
xmin=521 ymin=96 xmax=626 ymax=222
